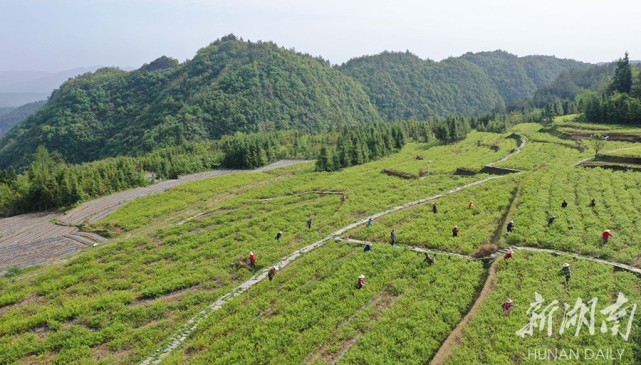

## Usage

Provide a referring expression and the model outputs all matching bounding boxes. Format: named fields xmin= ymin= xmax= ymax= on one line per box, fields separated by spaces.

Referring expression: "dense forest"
xmin=582 ymin=53 xmax=641 ymax=124
xmin=460 ymin=51 xmax=590 ymax=106
xmin=338 ymin=52 xmax=505 ymax=120
xmin=340 ymin=50 xmax=590 ymax=121
xmin=0 ymin=100 xmax=45 ymax=136
xmin=0 ymin=118 xmax=478 ymax=216
xmin=0 ymin=35 xmax=381 ymax=168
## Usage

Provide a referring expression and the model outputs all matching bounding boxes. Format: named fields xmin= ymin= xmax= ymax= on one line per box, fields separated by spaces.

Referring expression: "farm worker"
xmin=502 ymin=298 xmax=514 ymax=315
xmin=423 ymin=253 xmax=435 ymax=265
xmin=275 ymin=231 xmax=283 ymax=240
xmin=390 ymin=229 xmax=396 ymax=245
xmin=249 ymin=251 xmax=256 ymax=268
xmin=356 ymin=274 xmax=366 ymax=289
xmin=452 ymin=225 xmax=459 ymax=237
xmin=548 ymin=216 xmax=556 ymax=226
xmin=468 ymin=201 xmax=475 ymax=209
xmin=601 ymin=229 xmax=613 ymax=243
xmin=367 ymin=217 xmax=373 ymax=228
xmin=432 ymin=203 xmax=438 ymax=214
xmin=504 ymin=248 xmax=513 ymax=260
xmin=590 ymin=198 xmax=596 ymax=207
xmin=562 ymin=263 xmax=571 ymax=283
xmin=306 ymin=217 xmax=313 ymax=229
xmin=561 ymin=200 xmax=568 ymax=208
xmin=364 ymin=244 xmax=372 ymax=252
xmin=506 ymin=220 xmax=514 ymax=232
xmin=268 ymin=266 xmax=278 ymax=281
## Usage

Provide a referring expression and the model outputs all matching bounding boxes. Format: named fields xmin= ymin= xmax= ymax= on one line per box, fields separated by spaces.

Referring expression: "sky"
xmin=2 ymin=0 xmax=641 ymax=72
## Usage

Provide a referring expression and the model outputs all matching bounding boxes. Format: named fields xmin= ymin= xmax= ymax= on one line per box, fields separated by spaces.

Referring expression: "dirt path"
xmin=0 ymin=160 xmax=310 ymax=274
xmin=140 ymin=135 xmax=529 ymax=365
xmin=139 ymin=175 xmax=510 ymax=365
xmin=429 ymin=259 xmax=498 ymax=365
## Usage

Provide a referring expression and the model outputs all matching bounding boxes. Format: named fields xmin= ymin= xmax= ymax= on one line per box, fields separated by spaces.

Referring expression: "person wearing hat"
xmin=506 ymin=220 xmax=514 ymax=233
xmin=504 ymin=248 xmax=513 ymax=260
xmin=249 ymin=251 xmax=256 ymax=269
xmin=561 ymin=263 xmax=571 ymax=283
xmin=367 ymin=217 xmax=373 ymax=228
xmin=502 ymin=298 xmax=514 ymax=315
xmin=452 ymin=225 xmax=459 ymax=237
xmin=423 ymin=252 xmax=435 ymax=265
xmin=275 ymin=231 xmax=283 ymax=240
xmin=356 ymin=274 xmax=366 ymax=289
xmin=268 ymin=266 xmax=278 ymax=281
xmin=548 ymin=216 xmax=556 ymax=226
xmin=601 ymin=229 xmax=613 ymax=244
xmin=390 ymin=229 xmax=397 ymax=245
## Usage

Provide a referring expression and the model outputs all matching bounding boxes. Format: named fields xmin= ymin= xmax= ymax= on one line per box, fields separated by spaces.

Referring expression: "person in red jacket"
xmin=504 ymin=248 xmax=513 ymax=260
xmin=356 ymin=274 xmax=366 ymax=289
xmin=602 ymin=229 xmax=613 ymax=244
xmin=249 ymin=251 xmax=256 ymax=269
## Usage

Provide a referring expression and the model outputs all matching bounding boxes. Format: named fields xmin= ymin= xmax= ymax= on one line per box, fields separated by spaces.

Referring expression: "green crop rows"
xmin=2 ymin=119 xmax=641 ymax=364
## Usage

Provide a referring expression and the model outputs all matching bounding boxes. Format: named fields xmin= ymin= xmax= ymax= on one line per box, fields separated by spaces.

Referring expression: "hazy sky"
xmin=2 ymin=0 xmax=640 ymax=72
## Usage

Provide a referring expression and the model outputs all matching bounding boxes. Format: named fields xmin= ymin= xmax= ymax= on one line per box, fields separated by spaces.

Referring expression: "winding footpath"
xmin=140 ymin=136 xmax=530 ymax=365
xmin=0 ymin=160 xmax=309 ymax=274
xmin=141 ymin=134 xmax=641 ymax=364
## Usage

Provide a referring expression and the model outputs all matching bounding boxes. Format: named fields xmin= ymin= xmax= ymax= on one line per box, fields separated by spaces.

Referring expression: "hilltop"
xmin=340 ymin=50 xmax=591 ymax=121
xmin=0 ymin=35 xmax=381 ymax=168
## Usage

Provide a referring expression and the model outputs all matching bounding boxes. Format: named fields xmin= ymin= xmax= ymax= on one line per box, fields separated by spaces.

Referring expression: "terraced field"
xmin=0 ymin=160 xmax=308 ymax=274
xmin=2 ymin=121 xmax=641 ymax=364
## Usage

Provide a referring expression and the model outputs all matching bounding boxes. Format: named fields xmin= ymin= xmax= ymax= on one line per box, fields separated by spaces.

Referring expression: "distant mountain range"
xmin=0 ymin=35 xmax=619 ymax=169
xmin=0 ymin=66 xmax=101 ymax=107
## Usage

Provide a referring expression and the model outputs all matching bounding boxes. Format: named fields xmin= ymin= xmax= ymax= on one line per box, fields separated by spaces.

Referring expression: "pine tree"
xmin=609 ymin=52 xmax=632 ymax=94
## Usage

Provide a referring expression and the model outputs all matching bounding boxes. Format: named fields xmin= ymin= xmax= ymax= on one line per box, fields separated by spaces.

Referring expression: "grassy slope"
xmin=2 ymin=120 xmax=641 ymax=364
xmin=0 ymin=134 xmax=505 ymax=364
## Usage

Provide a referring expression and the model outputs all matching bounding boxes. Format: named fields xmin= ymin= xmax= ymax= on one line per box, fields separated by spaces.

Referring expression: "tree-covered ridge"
xmin=0 ymin=35 xmax=382 ymax=168
xmin=461 ymin=50 xmax=590 ymax=106
xmin=339 ymin=50 xmax=590 ymax=122
xmin=338 ymin=52 xmax=505 ymax=121
xmin=532 ymin=62 xmax=616 ymax=106
xmin=0 ymin=100 xmax=45 ymax=137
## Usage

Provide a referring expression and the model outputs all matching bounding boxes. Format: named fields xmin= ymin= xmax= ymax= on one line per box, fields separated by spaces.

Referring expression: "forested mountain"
xmin=533 ymin=63 xmax=617 ymax=106
xmin=0 ymin=35 xmax=381 ymax=168
xmin=460 ymin=50 xmax=590 ymax=106
xmin=339 ymin=50 xmax=591 ymax=121
xmin=338 ymin=52 xmax=505 ymax=121
xmin=0 ymin=100 xmax=45 ymax=137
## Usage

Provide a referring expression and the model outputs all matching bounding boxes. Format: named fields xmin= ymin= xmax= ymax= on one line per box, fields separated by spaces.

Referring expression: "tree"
xmin=608 ymin=52 xmax=632 ymax=94
xmin=591 ymin=134 xmax=607 ymax=157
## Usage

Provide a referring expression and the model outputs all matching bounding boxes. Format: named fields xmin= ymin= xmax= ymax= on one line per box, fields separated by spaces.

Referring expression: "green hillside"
xmin=461 ymin=50 xmax=590 ymax=106
xmin=339 ymin=50 xmax=590 ymax=121
xmin=338 ymin=52 xmax=505 ymax=120
xmin=0 ymin=35 xmax=382 ymax=168
xmin=2 ymin=119 xmax=641 ymax=364
xmin=0 ymin=100 xmax=45 ymax=137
